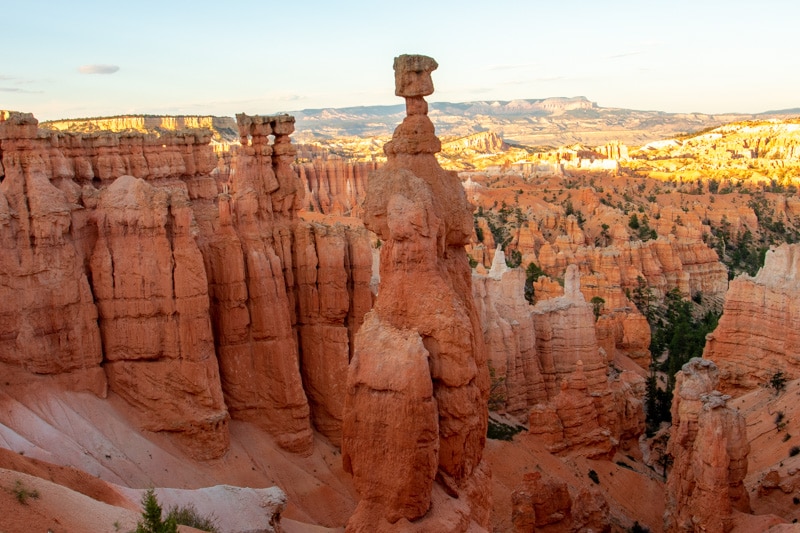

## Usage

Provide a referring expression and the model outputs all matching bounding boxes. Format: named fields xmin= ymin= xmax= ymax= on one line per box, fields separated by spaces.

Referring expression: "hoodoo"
xmin=341 ymin=55 xmax=492 ymax=532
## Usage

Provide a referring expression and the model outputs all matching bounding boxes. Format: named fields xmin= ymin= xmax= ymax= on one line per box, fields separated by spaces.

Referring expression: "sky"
xmin=2 ymin=0 xmax=799 ymax=121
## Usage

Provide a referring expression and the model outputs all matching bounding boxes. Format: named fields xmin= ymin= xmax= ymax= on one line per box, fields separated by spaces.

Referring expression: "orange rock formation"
xmin=664 ymin=358 xmax=750 ymax=533
xmin=526 ymin=265 xmax=645 ymax=456
xmin=341 ymin=54 xmax=491 ymax=532
xmin=704 ymin=243 xmax=800 ymax=394
xmin=0 ymin=109 xmax=376 ymax=460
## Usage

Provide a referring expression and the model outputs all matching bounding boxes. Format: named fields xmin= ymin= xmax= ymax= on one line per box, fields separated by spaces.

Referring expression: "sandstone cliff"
xmin=472 ymin=250 xmax=546 ymax=418
xmin=704 ymin=243 xmax=800 ymax=394
xmin=295 ymin=158 xmax=376 ymax=216
xmin=341 ymin=54 xmax=491 ymax=532
xmin=0 ymin=109 xmax=376 ymax=460
xmin=526 ymin=265 xmax=645 ymax=456
xmin=664 ymin=358 xmax=750 ymax=533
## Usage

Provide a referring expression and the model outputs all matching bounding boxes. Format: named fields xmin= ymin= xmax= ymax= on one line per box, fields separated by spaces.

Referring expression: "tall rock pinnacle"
xmin=341 ymin=55 xmax=491 ymax=532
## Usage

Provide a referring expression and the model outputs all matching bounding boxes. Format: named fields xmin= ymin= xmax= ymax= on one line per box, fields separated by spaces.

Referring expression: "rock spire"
xmin=341 ymin=55 xmax=491 ymax=532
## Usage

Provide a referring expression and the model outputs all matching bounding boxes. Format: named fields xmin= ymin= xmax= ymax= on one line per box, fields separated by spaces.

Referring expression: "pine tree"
xmin=136 ymin=488 xmax=177 ymax=533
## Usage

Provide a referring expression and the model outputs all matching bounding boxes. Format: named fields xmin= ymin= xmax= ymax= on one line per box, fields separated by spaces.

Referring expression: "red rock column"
xmin=341 ymin=55 xmax=491 ymax=532
xmin=664 ymin=358 xmax=750 ymax=533
xmin=206 ymin=114 xmax=313 ymax=455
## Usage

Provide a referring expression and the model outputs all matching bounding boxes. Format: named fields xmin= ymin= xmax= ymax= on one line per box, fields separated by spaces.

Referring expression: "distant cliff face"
xmin=42 ymin=115 xmax=240 ymax=142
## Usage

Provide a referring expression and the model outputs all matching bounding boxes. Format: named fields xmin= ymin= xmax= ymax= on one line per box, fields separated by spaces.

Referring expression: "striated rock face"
xmin=293 ymin=221 xmax=374 ymax=446
xmin=341 ymin=55 xmax=491 ymax=532
xmin=1 ymin=109 xmax=373 ymax=460
xmin=91 ymin=175 xmax=229 ymax=459
xmin=704 ymin=244 xmax=800 ymax=394
xmin=472 ymin=250 xmax=546 ymax=417
xmin=205 ymin=113 xmax=313 ymax=454
xmin=527 ymin=265 xmax=645 ymax=456
xmin=664 ymin=358 xmax=750 ymax=533
xmin=295 ymin=159 xmax=377 ymax=216
xmin=0 ymin=112 xmax=105 ymax=394
xmin=42 ymin=115 xmax=240 ymax=142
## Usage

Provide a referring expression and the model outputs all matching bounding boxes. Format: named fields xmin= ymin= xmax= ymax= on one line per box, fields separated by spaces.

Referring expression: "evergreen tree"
xmin=137 ymin=488 xmax=178 ymax=533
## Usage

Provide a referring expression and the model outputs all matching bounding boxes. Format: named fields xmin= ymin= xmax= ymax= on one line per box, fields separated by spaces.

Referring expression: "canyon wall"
xmin=704 ymin=243 xmax=800 ymax=394
xmin=295 ymin=159 xmax=376 ymax=216
xmin=472 ymin=249 xmax=645 ymax=457
xmin=0 ymin=110 xmax=373 ymax=459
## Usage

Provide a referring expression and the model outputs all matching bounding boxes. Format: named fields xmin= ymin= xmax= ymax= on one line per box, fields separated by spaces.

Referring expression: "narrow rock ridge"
xmin=341 ymin=55 xmax=492 ymax=532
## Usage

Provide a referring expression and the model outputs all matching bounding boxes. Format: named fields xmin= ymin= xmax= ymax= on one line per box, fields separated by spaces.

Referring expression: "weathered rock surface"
xmin=664 ymin=358 xmax=751 ymax=533
xmin=0 ymin=109 xmax=376 ymax=459
xmin=526 ymin=265 xmax=645 ymax=456
xmin=294 ymin=221 xmax=374 ymax=446
xmin=295 ymin=158 xmax=377 ymax=216
xmin=704 ymin=243 xmax=800 ymax=394
xmin=510 ymin=470 xmax=611 ymax=533
xmin=511 ymin=471 xmax=571 ymax=531
xmin=0 ymin=111 xmax=105 ymax=394
xmin=472 ymin=249 xmax=546 ymax=418
xmin=341 ymin=54 xmax=491 ymax=532
xmin=91 ymin=175 xmax=229 ymax=459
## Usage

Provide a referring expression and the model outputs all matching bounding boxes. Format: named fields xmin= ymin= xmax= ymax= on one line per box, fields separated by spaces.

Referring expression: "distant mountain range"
xmin=290 ymin=96 xmax=800 ymax=148
xmin=42 ymin=97 xmax=800 ymax=149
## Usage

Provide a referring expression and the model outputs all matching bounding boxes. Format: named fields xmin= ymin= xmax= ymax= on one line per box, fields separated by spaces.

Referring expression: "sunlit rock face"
xmin=341 ymin=55 xmax=492 ymax=532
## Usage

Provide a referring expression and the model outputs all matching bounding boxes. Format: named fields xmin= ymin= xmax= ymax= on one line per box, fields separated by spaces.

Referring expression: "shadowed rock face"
xmin=664 ymin=358 xmax=750 ymax=533
xmin=0 ymin=110 xmax=374 ymax=460
xmin=341 ymin=55 xmax=492 ymax=532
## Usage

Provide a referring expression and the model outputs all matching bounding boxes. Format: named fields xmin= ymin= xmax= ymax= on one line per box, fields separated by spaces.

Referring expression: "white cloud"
xmin=78 ymin=65 xmax=120 ymax=75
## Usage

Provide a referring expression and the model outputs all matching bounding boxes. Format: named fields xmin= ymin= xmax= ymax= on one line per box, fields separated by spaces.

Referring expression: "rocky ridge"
xmin=664 ymin=358 xmax=750 ymax=533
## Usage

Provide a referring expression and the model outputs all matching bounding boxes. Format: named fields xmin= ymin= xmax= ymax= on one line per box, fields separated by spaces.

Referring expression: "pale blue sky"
xmin=2 ymin=0 xmax=798 ymax=120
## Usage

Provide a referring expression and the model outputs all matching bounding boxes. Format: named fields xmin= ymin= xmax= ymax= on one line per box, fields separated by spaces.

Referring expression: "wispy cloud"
xmin=277 ymin=94 xmax=306 ymax=102
xmin=0 ymin=87 xmax=42 ymax=94
xmin=78 ymin=64 xmax=120 ymax=75
xmin=607 ymin=51 xmax=641 ymax=59
xmin=488 ymin=62 xmax=538 ymax=71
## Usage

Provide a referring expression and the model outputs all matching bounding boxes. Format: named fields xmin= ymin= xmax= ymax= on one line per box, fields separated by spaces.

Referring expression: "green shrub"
xmin=487 ymin=419 xmax=524 ymax=441
xmin=770 ymin=371 xmax=788 ymax=394
xmin=12 ymin=479 xmax=39 ymax=505
xmin=166 ymin=503 xmax=219 ymax=533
